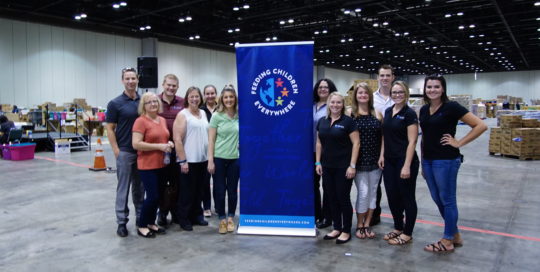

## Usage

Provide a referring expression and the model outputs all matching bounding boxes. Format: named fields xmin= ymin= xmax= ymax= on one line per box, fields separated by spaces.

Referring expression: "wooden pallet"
xmin=489 ymin=152 xmax=539 ymax=160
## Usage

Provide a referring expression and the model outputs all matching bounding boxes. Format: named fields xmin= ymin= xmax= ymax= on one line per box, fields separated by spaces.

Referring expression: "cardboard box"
xmin=522 ymin=119 xmax=540 ymax=128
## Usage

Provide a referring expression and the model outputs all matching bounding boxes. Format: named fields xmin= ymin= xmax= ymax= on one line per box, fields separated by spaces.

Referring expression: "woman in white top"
xmin=173 ymin=86 xmax=209 ymax=231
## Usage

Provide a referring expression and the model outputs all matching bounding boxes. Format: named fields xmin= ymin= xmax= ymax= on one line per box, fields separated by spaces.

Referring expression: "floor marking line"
xmin=34 ymin=155 xmax=92 ymax=168
xmin=31 ymin=155 xmax=540 ymax=242
xmin=381 ymin=213 xmax=540 ymax=242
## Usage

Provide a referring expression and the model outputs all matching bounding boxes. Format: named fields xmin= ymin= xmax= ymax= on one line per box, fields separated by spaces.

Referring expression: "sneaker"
xmin=219 ymin=220 xmax=227 ymax=234
xmin=116 ymin=224 xmax=128 ymax=237
xmin=227 ymin=218 xmax=235 ymax=232
xmin=203 ymin=210 xmax=212 ymax=217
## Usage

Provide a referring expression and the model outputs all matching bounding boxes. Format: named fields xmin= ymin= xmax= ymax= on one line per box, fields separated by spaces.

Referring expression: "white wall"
xmin=324 ymin=67 xmax=371 ymax=95
xmin=0 ymin=18 xmax=141 ymax=108
xmin=409 ymin=71 xmax=540 ymax=103
xmin=157 ymin=42 xmax=236 ymax=97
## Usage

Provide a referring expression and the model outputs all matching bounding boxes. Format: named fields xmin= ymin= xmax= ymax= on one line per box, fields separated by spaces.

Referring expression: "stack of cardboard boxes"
xmin=490 ymin=115 xmax=540 ymax=159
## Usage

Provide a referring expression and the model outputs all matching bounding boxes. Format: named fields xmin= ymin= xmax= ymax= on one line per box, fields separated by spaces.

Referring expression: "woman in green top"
xmin=207 ymin=84 xmax=240 ymax=234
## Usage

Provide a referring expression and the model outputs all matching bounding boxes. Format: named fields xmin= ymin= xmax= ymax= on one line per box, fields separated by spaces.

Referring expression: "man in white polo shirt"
xmin=372 ymin=64 xmax=395 ymax=226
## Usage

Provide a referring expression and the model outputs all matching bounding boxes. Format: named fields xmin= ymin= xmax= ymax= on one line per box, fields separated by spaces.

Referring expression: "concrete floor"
xmin=1 ymin=118 xmax=539 ymax=272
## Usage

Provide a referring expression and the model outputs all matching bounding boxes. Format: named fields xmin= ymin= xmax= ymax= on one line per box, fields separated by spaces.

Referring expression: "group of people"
xmin=314 ymin=65 xmax=487 ymax=252
xmin=106 ymin=68 xmax=239 ymax=238
xmin=106 ymin=64 xmax=487 ymax=253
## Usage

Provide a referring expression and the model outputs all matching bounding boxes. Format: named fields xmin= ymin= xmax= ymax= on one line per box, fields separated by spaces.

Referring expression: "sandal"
xmin=355 ymin=227 xmax=366 ymax=239
xmin=424 ymin=241 xmax=455 ymax=253
xmin=388 ymin=235 xmax=413 ymax=245
xmin=383 ymin=231 xmax=402 ymax=241
xmin=364 ymin=226 xmax=376 ymax=239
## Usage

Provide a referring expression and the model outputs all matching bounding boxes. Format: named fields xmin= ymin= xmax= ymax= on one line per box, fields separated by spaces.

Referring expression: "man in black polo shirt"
xmin=106 ymin=67 xmax=144 ymax=237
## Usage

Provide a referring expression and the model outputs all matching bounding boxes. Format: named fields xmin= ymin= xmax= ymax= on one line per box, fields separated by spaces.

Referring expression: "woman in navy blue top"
xmin=420 ymin=75 xmax=487 ymax=253
xmin=316 ymin=93 xmax=360 ymax=244
xmin=380 ymin=81 xmax=419 ymax=246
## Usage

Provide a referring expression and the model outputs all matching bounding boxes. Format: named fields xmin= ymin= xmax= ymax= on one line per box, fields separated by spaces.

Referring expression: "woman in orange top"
xmin=132 ymin=92 xmax=174 ymax=238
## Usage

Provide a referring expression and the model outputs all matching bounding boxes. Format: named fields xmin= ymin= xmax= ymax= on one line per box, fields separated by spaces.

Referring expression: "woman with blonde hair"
xmin=349 ymin=82 xmax=383 ymax=239
xmin=132 ymin=92 xmax=173 ymax=238
xmin=207 ymin=84 xmax=240 ymax=234
xmin=379 ymin=81 xmax=419 ymax=246
xmin=316 ymin=92 xmax=360 ymax=244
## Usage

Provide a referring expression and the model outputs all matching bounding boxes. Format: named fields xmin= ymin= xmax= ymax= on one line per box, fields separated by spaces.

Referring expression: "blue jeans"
xmin=213 ymin=158 xmax=240 ymax=220
xmin=138 ymin=168 xmax=165 ymax=227
xmin=422 ymin=158 xmax=461 ymax=240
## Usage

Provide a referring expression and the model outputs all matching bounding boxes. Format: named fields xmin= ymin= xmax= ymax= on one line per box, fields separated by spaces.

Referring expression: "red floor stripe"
xmin=381 ymin=213 xmax=540 ymax=242
xmin=34 ymin=155 xmax=92 ymax=168
xmin=32 ymin=155 xmax=540 ymax=242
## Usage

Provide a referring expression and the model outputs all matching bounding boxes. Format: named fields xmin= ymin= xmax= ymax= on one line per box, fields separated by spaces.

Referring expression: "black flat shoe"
xmin=148 ymin=225 xmax=166 ymax=235
xmin=157 ymin=215 xmax=168 ymax=227
xmin=336 ymin=234 xmax=351 ymax=244
xmin=137 ymin=229 xmax=156 ymax=238
xmin=317 ymin=219 xmax=332 ymax=229
xmin=116 ymin=224 xmax=128 ymax=237
xmin=180 ymin=223 xmax=193 ymax=231
xmin=323 ymin=232 xmax=341 ymax=240
xmin=193 ymin=220 xmax=209 ymax=226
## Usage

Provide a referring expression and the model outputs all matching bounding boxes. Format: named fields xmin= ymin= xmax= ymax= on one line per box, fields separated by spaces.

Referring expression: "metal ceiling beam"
xmin=491 ymin=0 xmax=529 ymax=68
xmin=382 ymin=2 xmax=496 ymax=71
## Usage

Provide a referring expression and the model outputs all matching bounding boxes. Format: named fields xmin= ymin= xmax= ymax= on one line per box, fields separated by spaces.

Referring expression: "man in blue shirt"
xmin=106 ymin=67 xmax=144 ymax=237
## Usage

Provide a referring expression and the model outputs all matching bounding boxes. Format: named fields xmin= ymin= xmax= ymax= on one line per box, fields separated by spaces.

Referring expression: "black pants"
xmin=176 ymin=161 xmax=207 ymax=225
xmin=383 ymin=156 xmax=419 ymax=236
xmin=314 ymin=154 xmax=331 ymax=222
xmin=323 ymin=167 xmax=353 ymax=234
xmin=373 ymin=175 xmax=383 ymax=220
xmin=202 ymin=172 xmax=212 ymax=211
xmin=158 ymin=152 xmax=179 ymax=221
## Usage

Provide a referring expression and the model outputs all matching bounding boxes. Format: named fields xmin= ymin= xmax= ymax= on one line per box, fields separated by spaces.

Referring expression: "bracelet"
xmin=177 ymin=159 xmax=187 ymax=165
xmin=315 ymin=162 xmax=321 ymax=166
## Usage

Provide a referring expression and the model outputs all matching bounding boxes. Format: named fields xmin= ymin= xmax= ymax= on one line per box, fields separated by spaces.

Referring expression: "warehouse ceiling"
xmin=1 ymin=0 xmax=539 ymax=75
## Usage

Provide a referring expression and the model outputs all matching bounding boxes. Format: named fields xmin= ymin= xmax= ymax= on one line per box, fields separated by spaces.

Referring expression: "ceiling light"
xmin=369 ymin=45 xmax=374 ymax=48
xmin=279 ymin=20 xmax=285 ymax=25
xmin=243 ymin=4 xmax=250 ymax=9
xmin=113 ymin=4 xmax=120 ymax=9
xmin=195 ymin=35 xmax=200 ymax=39
xmin=469 ymin=24 xmax=476 ymax=28
xmin=362 ymin=45 xmax=367 ymax=48
xmin=469 ymin=35 xmax=475 ymax=38
xmin=348 ymin=38 xmax=353 ymax=42
xmin=478 ymin=42 xmax=483 ymax=45
xmin=457 ymin=12 xmax=464 ymax=16
xmin=139 ymin=27 xmax=145 ymax=30
xmin=445 ymin=14 xmax=451 ymax=18
xmin=235 ymin=28 xmax=240 ymax=32
xmin=479 ymin=34 xmax=485 ymax=37
xmin=412 ymin=40 xmax=417 ymax=44
xmin=458 ymin=25 xmax=465 ymax=30
xmin=227 ymin=29 xmax=233 ymax=33
xmin=80 ymin=13 xmax=87 ymax=18
xmin=233 ymin=7 xmax=240 ymax=11
xmin=535 ymin=2 xmax=540 ymax=6
xmin=486 ymin=41 xmax=492 ymax=44
xmin=382 ymin=21 xmax=389 ymax=26
xmin=189 ymin=36 xmax=194 ymax=40
xmin=75 ymin=15 xmax=81 ymax=20
xmin=340 ymin=39 xmax=346 ymax=43
xmin=179 ymin=18 xmax=185 ymax=22
xmin=403 ymin=32 xmax=409 ymax=36
xmin=288 ymin=19 xmax=294 ymax=23
xmin=120 ymin=2 xmax=127 ymax=6
xmin=395 ymin=33 xmax=400 ymax=37
xmin=325 ymin=49 xmax=330 ymax=52
xmin=186 ymin=16 xmax=192 ymax=21
xmin=314 ymin=31 xmax=320 ymax=35
xmin=322 ymin=30 xmax=328 ymax=34
xmin=355 ymin=8 xmax=362 ymax=12
xmin=229 ymin=43 xmax=234 ymax=46
xmin=386 ymin=50 xmax=390 ymax=53
xmin=145 ymin=25 xmax=151 ymax=30
xmin=373 ymin=23 xmax=379 ymax=27
xmin=343 ymin=10 xmax=351 ymax=14
xmin=272 ymin=36 xmax=277 ymax=41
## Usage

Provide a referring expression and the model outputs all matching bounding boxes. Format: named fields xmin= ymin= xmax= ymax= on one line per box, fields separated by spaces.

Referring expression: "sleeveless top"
xmin=354 ymin=114 xmax=382 ymax=171
xmin=181 ymin=109 xmax=209 ymax=163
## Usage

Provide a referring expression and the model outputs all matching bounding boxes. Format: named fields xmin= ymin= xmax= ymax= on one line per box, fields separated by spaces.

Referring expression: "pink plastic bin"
xmin=8 ymin=143 xmax=36 ymax=161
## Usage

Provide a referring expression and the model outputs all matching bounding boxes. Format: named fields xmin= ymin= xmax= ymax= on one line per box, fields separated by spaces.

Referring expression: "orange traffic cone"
xmin=89 ymin=138 xmax=107 ymax=171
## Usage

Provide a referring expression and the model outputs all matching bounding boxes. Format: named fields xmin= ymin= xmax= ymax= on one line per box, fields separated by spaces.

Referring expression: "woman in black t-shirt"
xmin=316 ymin=93 xmax=360 ymax=244
xmin=380 ymin=81 xmax=419 ymax=246
xmin=420 ymin=75 xmax=487 ymax=253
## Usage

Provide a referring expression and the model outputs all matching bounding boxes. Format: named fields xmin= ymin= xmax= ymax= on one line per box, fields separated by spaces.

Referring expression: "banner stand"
xmin=235 ymin=41 xmax=315 ymax=237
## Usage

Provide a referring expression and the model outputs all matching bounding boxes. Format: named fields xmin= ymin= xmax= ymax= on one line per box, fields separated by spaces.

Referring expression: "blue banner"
xmin=236 ymin=42 xmax=315 ymax=236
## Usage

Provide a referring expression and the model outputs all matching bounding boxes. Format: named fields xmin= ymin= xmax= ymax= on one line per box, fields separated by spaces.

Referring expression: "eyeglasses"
xmin=122 ymin=67 xmax=137 ymax=73
xmin=391 ymin=91 xmax=405 ymax=96
xmin=144 ymin=100 xmax=159 ymax=105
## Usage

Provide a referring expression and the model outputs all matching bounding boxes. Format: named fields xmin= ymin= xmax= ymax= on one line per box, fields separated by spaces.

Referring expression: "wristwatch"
xmin=350 ymin=164 xmax=356 ymax=169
